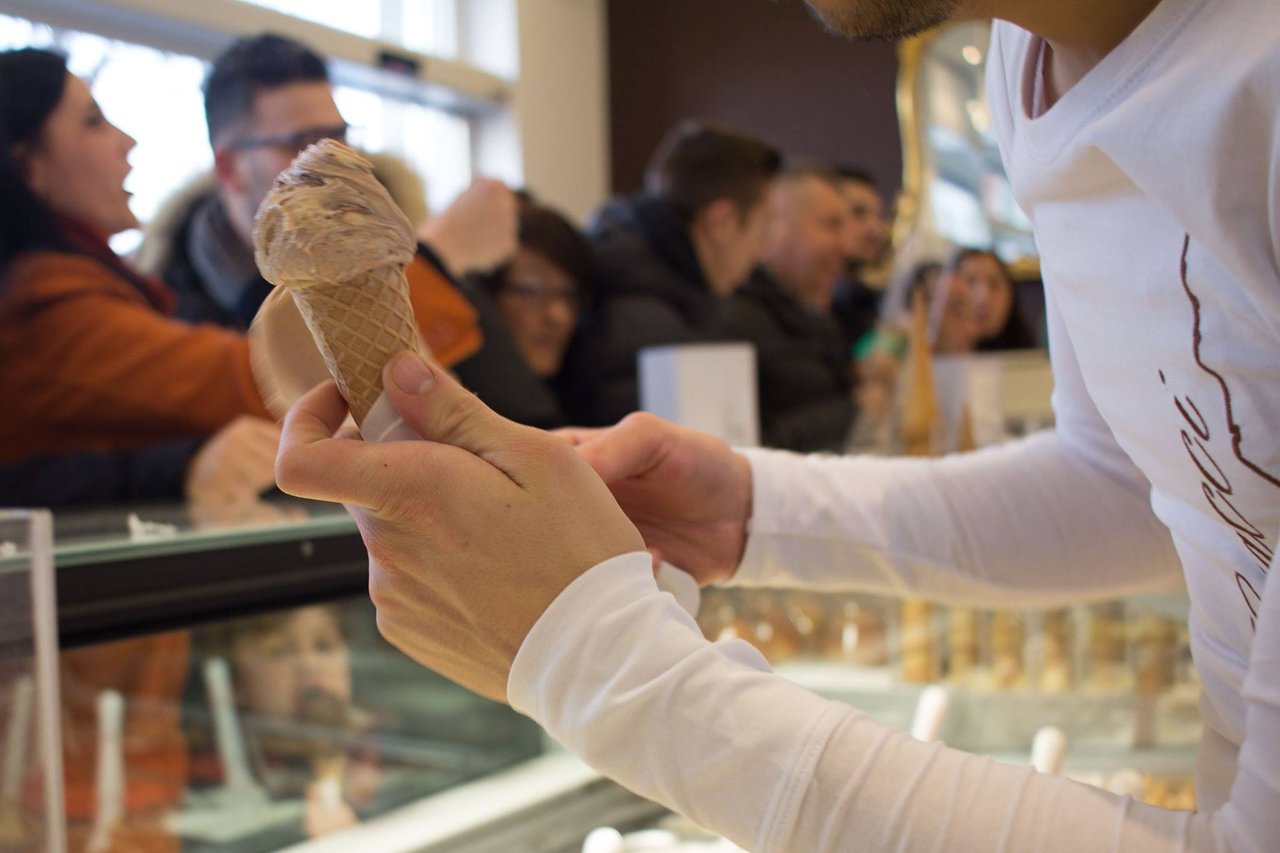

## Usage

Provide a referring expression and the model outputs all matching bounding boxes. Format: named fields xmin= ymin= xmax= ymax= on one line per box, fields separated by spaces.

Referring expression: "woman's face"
xmin=19 ymin=74 xmax=138 ymax=235
xmin=930 ymin=270 xmax=984 ymax=354
xmin=232 ymin=606 xmax=352 ymax=721
xmin=495 ymin=248 xmax=581 ymax=378
xmin=953 ymin=254 xmax=1014 ymax=340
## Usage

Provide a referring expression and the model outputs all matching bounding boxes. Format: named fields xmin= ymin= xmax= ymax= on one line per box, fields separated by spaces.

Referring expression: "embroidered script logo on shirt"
xmin=1159 ymin=235 xmax=1278 ymax=629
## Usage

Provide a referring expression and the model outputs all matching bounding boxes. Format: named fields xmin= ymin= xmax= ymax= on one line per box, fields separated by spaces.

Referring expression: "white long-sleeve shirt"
xmin=510 ymin=0 xmax=1280 ymax=848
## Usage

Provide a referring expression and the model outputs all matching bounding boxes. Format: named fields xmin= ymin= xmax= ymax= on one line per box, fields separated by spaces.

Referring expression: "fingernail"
xmin=389 ymin=352 xmax=435 ymax=395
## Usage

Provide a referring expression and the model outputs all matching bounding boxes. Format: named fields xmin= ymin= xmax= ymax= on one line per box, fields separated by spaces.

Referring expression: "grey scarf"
xmin=187 ymin=194 xmax=261 ymax=314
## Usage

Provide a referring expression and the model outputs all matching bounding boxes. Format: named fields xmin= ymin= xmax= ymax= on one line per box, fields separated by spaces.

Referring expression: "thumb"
xmin=382 ymin=350 xmax=529 ymax=470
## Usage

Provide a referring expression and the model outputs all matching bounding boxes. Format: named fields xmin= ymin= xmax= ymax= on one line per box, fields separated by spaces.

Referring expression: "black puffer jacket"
xmin=562 ymin=195 xmax=725 ymax=426
xmin=722 ymin=268 xmax=856 ymax=453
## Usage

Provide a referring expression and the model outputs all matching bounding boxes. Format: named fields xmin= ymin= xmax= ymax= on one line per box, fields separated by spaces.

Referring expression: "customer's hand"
xmin=275 ymin=354 xmax=645 ymax=702
xmin=417 ymin=178 xmax=518 ymax=277
xmin=560 ymin=414 xmax=752 ymax=587
xmin=303 ymin=785 xmax=357 ymax=838
xmin=186 ymin=416 xmax=285 ymax=525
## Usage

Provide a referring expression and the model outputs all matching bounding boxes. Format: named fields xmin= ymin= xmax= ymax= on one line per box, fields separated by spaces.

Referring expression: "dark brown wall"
xmin=606 ymin=0 xmax=902 ymax=200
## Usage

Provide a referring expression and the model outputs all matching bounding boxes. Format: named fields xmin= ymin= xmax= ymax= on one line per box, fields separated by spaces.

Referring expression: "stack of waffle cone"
xmin=899 ymin=289 xmax=943 ymax=683
xmin=900 ymin=289 xmax=941 ymax=457
xmin=254 ymin=139 xmax=422 ymax=431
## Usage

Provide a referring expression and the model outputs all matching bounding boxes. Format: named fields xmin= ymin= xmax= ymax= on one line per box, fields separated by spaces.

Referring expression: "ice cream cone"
xmin=254 ymin=139 xmax=422 ymax=432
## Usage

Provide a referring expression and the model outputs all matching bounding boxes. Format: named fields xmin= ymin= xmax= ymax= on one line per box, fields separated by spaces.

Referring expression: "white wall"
xmin=509 ymin=0 xmax=611 ymax=224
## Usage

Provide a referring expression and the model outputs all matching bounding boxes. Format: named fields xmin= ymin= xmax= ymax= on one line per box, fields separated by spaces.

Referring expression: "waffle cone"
xmin=290 ymin=265 xmax=422 ymax=428
xmin=900 ymin=289 xmax=940 ymax=457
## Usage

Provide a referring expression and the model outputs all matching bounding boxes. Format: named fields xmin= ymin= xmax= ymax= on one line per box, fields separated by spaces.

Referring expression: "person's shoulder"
xmin=598 ymin=288 xmax=690 ymax=328
xmin=585 ymin=195 xmax=642 ymax=240
xmin=588 ymin=197 xmax=657 ymax=267
xmin=593 ymin=241 xmax=691 ymax=309
xmin=985 ymin=20 xmax=1031 ymax=146
xmin=723 ymin=281 xmax=779 ymax=332
xmin=2 ymin=251 xmax=128 ymax=302
xmin=591 ymin=218 xmax=653 ymax=275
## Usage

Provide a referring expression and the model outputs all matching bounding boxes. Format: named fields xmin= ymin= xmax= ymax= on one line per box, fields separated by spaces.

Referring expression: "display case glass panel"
xmin=0 ymin=507 xmax=552 ymax=851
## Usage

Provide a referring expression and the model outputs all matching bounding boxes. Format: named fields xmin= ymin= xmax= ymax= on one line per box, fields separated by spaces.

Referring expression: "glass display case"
xmin=1 ymin=510 xmax=63 ymax=852
xmin=1 ymin=482 xmax=1199 ymax=851
xmin=699 ymin=587 xmax=1200 ymax=763
xmin=0 ymin=503 xmax=665 ymax=853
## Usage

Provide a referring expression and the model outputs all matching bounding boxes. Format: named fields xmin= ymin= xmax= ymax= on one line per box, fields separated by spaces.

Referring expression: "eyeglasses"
xmin=229 ymin=123 xmax=350 ymax=153
xmin=502 ymin=281 xmax=582 ymax=312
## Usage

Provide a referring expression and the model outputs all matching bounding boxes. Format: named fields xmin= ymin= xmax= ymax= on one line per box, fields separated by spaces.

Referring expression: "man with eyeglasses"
xmin=137 ymin=33 xmax=514 ymax=369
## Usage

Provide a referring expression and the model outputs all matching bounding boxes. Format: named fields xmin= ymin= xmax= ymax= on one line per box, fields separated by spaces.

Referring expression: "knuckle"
xmin=373 ymin=608 xmax=396 ymax=645
xmin=273 ymin=445 xmax=313 ymax=491
xmin=367 ymin=567 xmax=390 ymax=609
xmin=539 ymin=432 xmax=580 ymax=468
xmin=273 ymin=451 xmax=302 ymax=493
xmin=432 ymin=389 xmax=485 ymax=438
xmin=519 ymin=429 xmax=585 ymax=482
xmin=620 ymin=410 xmax=660 ymax=432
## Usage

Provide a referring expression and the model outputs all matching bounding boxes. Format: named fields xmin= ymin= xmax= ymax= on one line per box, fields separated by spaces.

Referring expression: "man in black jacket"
xmin=830 ymin=165 xmax=890 ymax=356
xmin=564 ymin=122 xmax=781 ymax=426
xmin=723 ymin=167 xmax=857 ymax=453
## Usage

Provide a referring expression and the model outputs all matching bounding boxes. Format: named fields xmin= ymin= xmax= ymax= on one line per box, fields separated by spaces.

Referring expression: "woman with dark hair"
xmin=482 ymin=201 xmax=594 ymax=377
xmin=453 ymin=199 xmax=594 ymax=428
xmin=0 ymin=48 xmax=283 ymax=513
xmin=0 ymin=50 xmax=68 ymax=262
xmin=0 ymin=52 xmax=273 ymax=849
xmin=940 ymin=247 xmax=1038 ymax=353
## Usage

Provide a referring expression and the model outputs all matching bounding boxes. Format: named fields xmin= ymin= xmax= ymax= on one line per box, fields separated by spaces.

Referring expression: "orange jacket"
xmin=0 ymin=250 xmax=479 ymax=464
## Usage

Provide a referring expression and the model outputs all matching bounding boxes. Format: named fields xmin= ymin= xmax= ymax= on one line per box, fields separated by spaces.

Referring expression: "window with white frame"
xmin=0 ymin=1 xmax=496 ymax=254
xmin=240 ymin=0 xmax=459 ymax=60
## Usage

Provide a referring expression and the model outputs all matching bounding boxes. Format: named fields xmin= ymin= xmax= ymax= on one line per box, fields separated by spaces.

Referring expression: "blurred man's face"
xmin=765 ymin=177 xmax=851 ymax=310
xmin=219 ymin=81 xmax=347 ymax=237
xmin=709 ymin=192 xmax=774 ymax=295
xmin=839 ymin=179 xmax=888 ymax=266
xmin=804 ymin=0 xmax=966 ymax=40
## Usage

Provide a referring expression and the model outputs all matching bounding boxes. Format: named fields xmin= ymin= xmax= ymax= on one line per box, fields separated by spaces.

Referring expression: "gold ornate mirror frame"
xmin=892 ymin=23 xmax=1040 ymax=281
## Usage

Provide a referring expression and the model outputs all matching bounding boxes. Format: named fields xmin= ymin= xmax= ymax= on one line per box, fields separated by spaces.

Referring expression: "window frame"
xmin=2 ymin=0 xmax=511 ymax=118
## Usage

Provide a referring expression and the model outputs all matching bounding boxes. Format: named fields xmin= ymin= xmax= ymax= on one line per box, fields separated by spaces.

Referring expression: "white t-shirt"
xmin=509 ymin=1 xmax=1280 ymax=848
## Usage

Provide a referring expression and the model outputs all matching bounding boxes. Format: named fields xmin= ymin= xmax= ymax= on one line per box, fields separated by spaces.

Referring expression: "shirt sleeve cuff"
xmin=731 ymin=447 xmax=814 ymax=588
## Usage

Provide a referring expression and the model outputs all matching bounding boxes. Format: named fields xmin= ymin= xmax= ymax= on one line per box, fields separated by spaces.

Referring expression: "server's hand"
xmin=560 ymin=413 xmax=752 ymax=587
xmin=275 ymin=353 xmax=644 ymax=702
